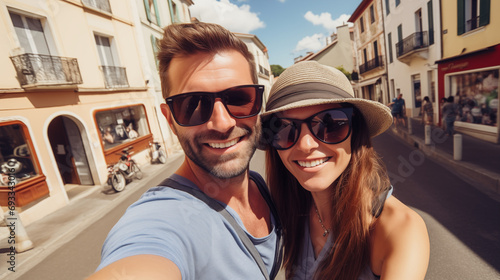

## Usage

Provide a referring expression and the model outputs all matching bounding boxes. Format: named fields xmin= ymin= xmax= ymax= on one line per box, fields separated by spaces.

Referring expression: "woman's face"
xmin=276 ymin=103 xmax=352 ymax=194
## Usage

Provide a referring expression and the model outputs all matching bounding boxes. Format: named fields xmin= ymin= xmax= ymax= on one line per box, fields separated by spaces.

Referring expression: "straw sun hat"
xmin=262 ymin=61 xmax=393 ymax=138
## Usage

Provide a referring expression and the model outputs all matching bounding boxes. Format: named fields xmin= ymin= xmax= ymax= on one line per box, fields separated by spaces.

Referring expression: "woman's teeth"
xmin=208 ymin=138 xmax=238 ymax=149
xmin=297 ymin=158 xmax=329 ymax=168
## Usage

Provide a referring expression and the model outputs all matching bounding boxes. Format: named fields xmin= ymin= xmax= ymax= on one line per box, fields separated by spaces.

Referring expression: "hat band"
xmin=266 ymin=82 xmax=353 ymax=111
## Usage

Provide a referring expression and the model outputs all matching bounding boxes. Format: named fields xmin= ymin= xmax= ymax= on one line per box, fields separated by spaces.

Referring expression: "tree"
xmin=336 ymin=66 xmax=352 ymax=81
xmin=271 ymin=64 xmax=286 ymax=77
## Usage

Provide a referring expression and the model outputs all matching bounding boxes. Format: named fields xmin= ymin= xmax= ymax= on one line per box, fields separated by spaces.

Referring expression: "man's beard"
xmin=174 ymin=121 xmax=261 ymax=179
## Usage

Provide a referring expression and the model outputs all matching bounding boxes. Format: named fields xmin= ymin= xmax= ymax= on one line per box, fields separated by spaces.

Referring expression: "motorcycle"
xmin=149 ymin=141 xmax=167 ymax=164
xmin=107 ymin=146 xmax=143 ymax=192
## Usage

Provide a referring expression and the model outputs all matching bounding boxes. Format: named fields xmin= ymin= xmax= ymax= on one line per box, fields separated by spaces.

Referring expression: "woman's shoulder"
xmin=369 ymin=196 xmax=430 ymax=279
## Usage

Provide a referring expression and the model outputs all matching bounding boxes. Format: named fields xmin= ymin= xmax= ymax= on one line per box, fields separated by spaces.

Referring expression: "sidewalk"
xmin=0 ymin=152 xmax=184 ymax=280
xmin=387 ymin=117 xmax=500 ymax=200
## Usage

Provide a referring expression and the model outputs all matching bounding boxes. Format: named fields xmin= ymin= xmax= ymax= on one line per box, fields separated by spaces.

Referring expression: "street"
xmin=12 ymin=132 xmax=500 ymax=280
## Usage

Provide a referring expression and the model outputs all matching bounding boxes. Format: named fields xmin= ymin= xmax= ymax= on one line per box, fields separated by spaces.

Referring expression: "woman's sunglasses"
xmin=264 ymin=107 xmax=353 ymax=150
xmin=166 ymin=85 xmax=264 ymax=126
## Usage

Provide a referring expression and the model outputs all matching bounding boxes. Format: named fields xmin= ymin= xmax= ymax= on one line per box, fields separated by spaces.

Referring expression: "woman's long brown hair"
xmin=265 ymin=105 xmax=391 ymax=279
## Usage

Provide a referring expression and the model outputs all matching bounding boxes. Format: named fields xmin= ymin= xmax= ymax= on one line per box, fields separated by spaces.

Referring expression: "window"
xmin=9 ymin=12 xmax=50 ymax=55
xmin=428 ymin=0 xmax=435 ymax=45
xmin=360 ymin=17 xmax=365 ymax=33
xmin=0 ymin=122 xmax=39 ymax=186
xmin=95 ymin=35 xmax=115 ymax=66
xmin=448 ymin=69 xmax=498 ymax=126
xmin=144 ymin=0 xmax=161 ymax=25
xmin=396 ymin=0 xmax=401 ymax=6
xmin=385 ymin=0 xmax=390 ymax=15
xmin=150 ymin=35 xmax=159 ymax=68
xmin=457 ymin=0 xmax=490 ymax=34
xmin=388 ymin=33 xmax=393 ymax=63
xmin=96 ymin=105 xmax=151 ymax=150
xmin=82 ymin=0 xmax=112 ymax=13
xmin=370 ymin=5 xmax=375 ymax=24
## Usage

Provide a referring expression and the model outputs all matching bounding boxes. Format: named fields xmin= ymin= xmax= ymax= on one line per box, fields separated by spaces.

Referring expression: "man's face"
xmin=161 ymin=50 xmax=260 ymax=179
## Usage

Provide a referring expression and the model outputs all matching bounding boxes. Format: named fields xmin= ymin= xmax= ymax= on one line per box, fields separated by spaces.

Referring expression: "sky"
xmin=189 ymin=0 xmax=363 ymax=68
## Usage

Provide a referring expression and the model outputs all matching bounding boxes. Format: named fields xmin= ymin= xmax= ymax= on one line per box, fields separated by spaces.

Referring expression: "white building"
xmin=382 ymin=0 xmax=442 ymax=120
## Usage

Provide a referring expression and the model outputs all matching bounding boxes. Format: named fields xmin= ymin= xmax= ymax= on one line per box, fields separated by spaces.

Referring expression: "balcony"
xmin=259 ymin=65 xmax=270 ymax=78
xmin=466 ymin=16 xmax=480 ymax=33
xmin=359 ymin=56 xmax=384 ymax=74
xmin=81 ymin=0 xmax=111 ymax=13
xmin=10 ymin=53 xmax=83 ymax=88
xmin=396 ymin=31 xmax=429 ymax=63
xmin=100 ymin=66 xmax=129 ymax=88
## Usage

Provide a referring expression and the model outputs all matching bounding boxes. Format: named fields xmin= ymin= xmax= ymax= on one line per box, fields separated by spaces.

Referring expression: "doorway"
xmin=48 ymin=116 xmax=93 ymax=186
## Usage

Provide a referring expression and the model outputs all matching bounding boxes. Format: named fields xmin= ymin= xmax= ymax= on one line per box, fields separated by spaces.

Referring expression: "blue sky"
xmin=189 ymin=0 xmax=363 ymax=68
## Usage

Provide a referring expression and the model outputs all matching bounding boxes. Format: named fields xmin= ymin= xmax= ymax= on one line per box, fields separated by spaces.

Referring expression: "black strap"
xmin=159 ymin=174 xmax=282 ymax=280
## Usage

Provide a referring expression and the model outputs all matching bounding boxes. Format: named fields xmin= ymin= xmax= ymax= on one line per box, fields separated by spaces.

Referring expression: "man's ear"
xmin=160 ymin=103 xmax=177 ymax=136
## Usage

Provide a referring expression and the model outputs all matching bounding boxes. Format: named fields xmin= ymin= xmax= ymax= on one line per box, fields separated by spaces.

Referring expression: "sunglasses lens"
xmin=225 ymin=86 xmax=261 ymax=117
xmin=311 ymin=110 xmax=350 ymax=143
xmin=271 ymin=119 xmax=298 ymax=149
xmin=170 ymin=94 xmax=212 ymax=126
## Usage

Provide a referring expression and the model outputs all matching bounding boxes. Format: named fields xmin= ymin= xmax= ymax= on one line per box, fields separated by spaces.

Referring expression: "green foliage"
xmin=336 ymin=66 xmax=352 ymax=80
xmin=271 ymin=64 xmax=286 ymax=77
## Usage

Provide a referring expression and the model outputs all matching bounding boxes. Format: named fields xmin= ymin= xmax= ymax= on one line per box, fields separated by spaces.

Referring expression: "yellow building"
xmin=437 ymin=0 xmax=499 ymax=143
xmin=0 ymin=0 xmax=181 ymax=226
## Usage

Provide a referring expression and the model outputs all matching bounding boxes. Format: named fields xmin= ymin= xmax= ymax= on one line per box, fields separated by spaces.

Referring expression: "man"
xmin=89 ymin=23 xmax=280 ymax=280
xmin=388 ymin=93 xmax=406 ymax=128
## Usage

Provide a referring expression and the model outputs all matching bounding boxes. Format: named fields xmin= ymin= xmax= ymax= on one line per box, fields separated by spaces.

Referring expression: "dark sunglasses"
xmin=166 ymin=85 xmax=264 ymax=126
xmin=264 ymin=107 xmax=353 ymax=150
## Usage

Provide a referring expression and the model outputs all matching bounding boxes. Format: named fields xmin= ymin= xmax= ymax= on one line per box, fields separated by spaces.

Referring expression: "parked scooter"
xmin=149 ymin=141 xmax=167 ymax=164
xmin=107 ymin=146 xmax=143 ymax=192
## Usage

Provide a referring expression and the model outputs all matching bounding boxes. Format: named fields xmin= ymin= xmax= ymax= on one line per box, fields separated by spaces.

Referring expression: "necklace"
xmin=313 ymin=203 xmax=330 ymax=237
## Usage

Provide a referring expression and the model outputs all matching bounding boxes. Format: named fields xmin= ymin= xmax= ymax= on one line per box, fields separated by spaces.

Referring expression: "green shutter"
xmin=479 ymin=0 xmax=490 ymax=27
xmin=428 ymin=0 xmax=434 ymax=45
xmin=143 ymin=0 xmax=152 ymax=22
xmin=457 ymin=0 xmax=465 ymax=35
xmin=151 ymin=35 xmax=159 ymax=68
xmin=153 ymin=0 xmax=161 ymax=26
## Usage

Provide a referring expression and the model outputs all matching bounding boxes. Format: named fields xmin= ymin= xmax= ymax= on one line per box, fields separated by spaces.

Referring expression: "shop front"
xmin=437 ymin=44 xmax=500 ymax=143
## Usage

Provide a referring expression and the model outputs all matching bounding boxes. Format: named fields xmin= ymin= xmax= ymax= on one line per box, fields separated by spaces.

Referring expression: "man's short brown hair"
xmin=157 ymin=22 xmax=257 ymax=99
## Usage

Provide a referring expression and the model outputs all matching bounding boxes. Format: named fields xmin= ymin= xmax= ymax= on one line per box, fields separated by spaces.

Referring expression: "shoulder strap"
xmin=159 ymin=177 xmax=271 ymax=280
xmin=249 ymin=171 xmax=283 ymax=280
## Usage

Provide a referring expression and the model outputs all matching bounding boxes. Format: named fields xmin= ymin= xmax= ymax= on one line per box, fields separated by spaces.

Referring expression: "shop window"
xmin=0 ymin=121 xmax=48 ymax=207
xmin=449 ymin=69 xmax=498 ymax=126
xmin=95 ymin=105 xmax=151 ymax=151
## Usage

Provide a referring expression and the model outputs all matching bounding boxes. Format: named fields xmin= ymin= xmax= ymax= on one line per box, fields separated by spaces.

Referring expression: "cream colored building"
xmin=0 ymin=0 xmax=180 ymax=228
xmin=349 ymin=0 xmax=390 ymax=105
xmin=437 ymin=0 xmax=499 ymax=143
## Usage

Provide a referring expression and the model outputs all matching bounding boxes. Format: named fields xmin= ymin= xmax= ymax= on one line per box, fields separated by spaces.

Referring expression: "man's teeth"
xmin=208 ymin=138 xmax=238 ymax=149
xmin=297 ymin=158 xmax=329 ymax=168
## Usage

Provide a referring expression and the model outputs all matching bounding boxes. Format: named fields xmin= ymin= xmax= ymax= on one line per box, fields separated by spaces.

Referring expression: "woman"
xmin=262 ymin=61 xmax=429 ymax=279
xmin=422 ymin=96 xmax=434 ymax=125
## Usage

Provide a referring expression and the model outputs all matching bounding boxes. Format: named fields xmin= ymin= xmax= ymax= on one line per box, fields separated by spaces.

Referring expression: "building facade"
xmin=349 ymin=0 xmax=390 ymax=105
xmin=0 ymin=0 xmax=179 ymax=227
xmin=382 ymin=0 xmax=442 ymax=119
xmin=437 ymin=0 xmax=499 ymax=143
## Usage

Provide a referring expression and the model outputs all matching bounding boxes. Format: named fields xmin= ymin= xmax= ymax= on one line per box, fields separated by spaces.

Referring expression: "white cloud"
xmin=294 ymin=33 xmax=326 ymax=53
xmin=304 ymin=12 xmax=351 ymax=32
xmin=190 ymin=0 xmax=265 ymax=33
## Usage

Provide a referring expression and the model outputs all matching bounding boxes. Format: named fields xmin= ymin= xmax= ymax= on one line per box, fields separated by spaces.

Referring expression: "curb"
xmin=387 ymin=127 xmax=500 ymax=201
xmin=0 ymin=152 xmax=184 ymax=280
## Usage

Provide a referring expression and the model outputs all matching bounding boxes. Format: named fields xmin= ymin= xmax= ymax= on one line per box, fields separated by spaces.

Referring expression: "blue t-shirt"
xmin=391 ymin=98 xmax=405 ymax=114
xmin=97 ymin=172 xmax=277 ymax=280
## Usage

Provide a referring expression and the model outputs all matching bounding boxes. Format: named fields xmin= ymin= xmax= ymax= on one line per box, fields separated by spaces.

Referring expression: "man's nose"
xmin=206 ymin=99 xmax=236 ymax=132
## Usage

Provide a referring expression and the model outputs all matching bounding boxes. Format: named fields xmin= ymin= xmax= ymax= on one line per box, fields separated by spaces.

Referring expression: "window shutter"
xmin=457 ymin=0 xmax=465 ymax=35
xmin=153 ymin=0 xmax=161 ymax=26
xmin=428 ymin=0 xmax=434 ymax=45
xmin=479 ymin=0 xmax=490 ymax=27
xmin=143 ymin=0 xmax=152 ymax=22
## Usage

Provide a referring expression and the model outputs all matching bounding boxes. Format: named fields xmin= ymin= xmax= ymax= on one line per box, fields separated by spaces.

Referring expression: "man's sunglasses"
xmin=264 ymin=107 xmax=353 ymax=150
xmin=166 ymin=85 xmax=264 ymax=126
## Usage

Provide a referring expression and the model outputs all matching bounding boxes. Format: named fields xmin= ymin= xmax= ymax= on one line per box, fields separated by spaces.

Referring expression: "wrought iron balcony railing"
xmin=81 ymin=0 xmax=111 ymax=13
xmin=259 ymin=65 xmax=270 ymax=78
xmin=10 ymin=53 xmax=83 ymax=87
xmin=100 ymin=66 xmax=129 ymax=88
xmin=396 ymin=31 xmax=428 ymax=58
xmin=359 ymin=56 xmax=384 ymax=74
xmin=466 ymin=16 xmax=481 ymax=32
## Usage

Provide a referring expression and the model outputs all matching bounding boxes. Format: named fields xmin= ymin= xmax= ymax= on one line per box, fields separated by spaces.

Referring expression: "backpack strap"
xmin=159 ymin=176 xmax=279 ymax=280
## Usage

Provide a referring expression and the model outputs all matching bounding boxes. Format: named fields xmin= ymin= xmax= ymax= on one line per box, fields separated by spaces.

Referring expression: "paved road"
xmin=15 ymin=132 xmax=500 ymax=280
